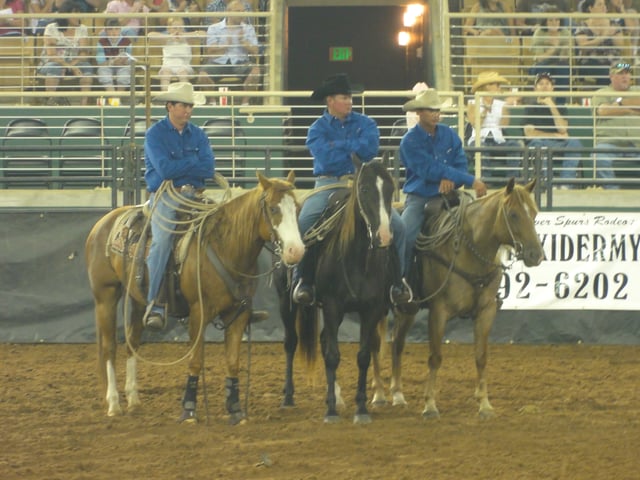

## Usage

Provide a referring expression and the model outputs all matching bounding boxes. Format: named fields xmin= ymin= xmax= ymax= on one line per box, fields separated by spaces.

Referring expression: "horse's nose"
xmin=524 ymin=249 xmax=544 ymax=267
xmin=377 ymin=225 xmax=392 ymax=248
xmin=283 ymin=242 xmax=305 ymax=266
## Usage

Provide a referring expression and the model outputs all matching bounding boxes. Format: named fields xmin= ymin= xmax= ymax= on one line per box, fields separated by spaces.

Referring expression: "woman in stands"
xmin=463 ymin=0 xmax=515 ymax=37
xmin=37 ymin=0 xmax=92 ymax=106
xmin=575 ymin=0 xmax=625 ymax=88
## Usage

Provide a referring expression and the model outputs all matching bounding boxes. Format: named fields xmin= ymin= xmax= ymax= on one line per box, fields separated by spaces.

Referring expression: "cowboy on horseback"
xmin=292 ymin=73 xmax=413 ymax=308
xmin=400 ymin=88 xmax=487 ymax=298
xmin=142 ymin=82 xmax=215 ymax=330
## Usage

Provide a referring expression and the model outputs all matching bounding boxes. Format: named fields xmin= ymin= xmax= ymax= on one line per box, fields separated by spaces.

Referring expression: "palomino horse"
xmin=372 ymin=178 xmax=544 ymax=419
xmin=276 ymin=159 xmax=397 ymax=424
xmin=86 ymin=171 xmax=305 ymax=422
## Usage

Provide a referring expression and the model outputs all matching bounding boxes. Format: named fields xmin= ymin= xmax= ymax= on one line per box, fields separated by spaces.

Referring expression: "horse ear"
xmin=525 ymin=178 xmax=537 ymax=193
xmin=286 ymin=170 xmax=296 ymax=185
xmin=256 ymin=171 xmax=272 ymax=190
xmin=505 ymin=177 xmax=515 ymax=195
xmin=351 ymin=153 xmax=362 ymax=170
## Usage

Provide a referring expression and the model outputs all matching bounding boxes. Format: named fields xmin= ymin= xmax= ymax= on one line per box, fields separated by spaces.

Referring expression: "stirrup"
xmin=390 ymin=278 xmax=414 ymax=306
xmin=292 ymin=279 xmax=314 ymax=306
xmin=143 ymin=301 xmax=167 ymax=331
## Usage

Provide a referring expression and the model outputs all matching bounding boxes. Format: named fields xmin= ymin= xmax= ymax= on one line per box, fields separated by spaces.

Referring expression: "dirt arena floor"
xmin=1 ymin=341 xmax=638 ymax=480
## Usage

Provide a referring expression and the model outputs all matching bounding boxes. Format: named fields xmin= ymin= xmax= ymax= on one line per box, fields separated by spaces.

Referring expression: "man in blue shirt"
xmin=400 ymin=89 xmax=487 ymax=273
xmin=292 ymin=73 xmax=412 ymax=308
xmin=143 ymin=82 xmax=215 ymax=330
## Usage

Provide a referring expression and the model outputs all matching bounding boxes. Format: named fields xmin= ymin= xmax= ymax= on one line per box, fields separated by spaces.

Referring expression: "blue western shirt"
xmin=306 ymin=110 xmax=379 ymax=177
xmin=144 ymin=116 xmax=215 ymax=192
xmin=400 ymin=122 xmax=475 ymax=198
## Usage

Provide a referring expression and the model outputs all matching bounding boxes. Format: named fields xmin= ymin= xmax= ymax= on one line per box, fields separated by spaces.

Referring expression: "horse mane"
xmin=324 ymin=190 xmax=358 ymax=259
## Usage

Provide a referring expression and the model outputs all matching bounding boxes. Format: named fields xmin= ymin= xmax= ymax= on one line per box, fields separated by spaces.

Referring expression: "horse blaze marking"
xmin=376 ymin=176 xmax=391 ymax=239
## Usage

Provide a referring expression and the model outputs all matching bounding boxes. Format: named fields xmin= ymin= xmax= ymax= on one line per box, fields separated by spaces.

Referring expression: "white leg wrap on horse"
xmin=106 ymin=359 xmax=122 ymax=416
xmin=125 ymin=357 xmax=141 ymax=409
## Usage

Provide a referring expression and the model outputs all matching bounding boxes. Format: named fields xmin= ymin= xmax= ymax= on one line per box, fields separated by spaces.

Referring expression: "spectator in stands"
xmin=607 ymin=0 xmax=639 ymax=59
xmin=168 ymin=0 xmax=202 ymax=31
xmin=575 ymin=0 xmax=625 ymax=87
xmin=0 ymin=0 xmax=25 ymax=36
xmin=528 ymin=7 xmax=571 ymax=103
xmin=466 ymin=71 xmax=524 ymax=181
xmin=149 ymin=17 xmax=197 ymax=90
xmin=37 ymin=0 xmax=92 ymax=106
xmin=523 ymin=72 xmax=582 ymax=188
xmin=96 ymin=18 xmax=132 ymax=94
xmin=206 ymin=0 xmax=253 ymax=24
xmin=463 ymin=0 xmax=515 ymax=37
xmin=593 ymin=61 xmax=640 ymax=188
xmin=30 ymin=0 xmax=54 ymax=35
xmin=515 ymin=0 xmax=570 ymax=35
xmin=104 ymin=0 xmax=149 ymax=37
xmin=196 ymin=0 xmax=260 ymax=105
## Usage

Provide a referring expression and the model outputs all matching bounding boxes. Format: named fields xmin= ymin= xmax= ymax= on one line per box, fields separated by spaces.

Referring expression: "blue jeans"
xmin=528 ymin=138 xmax=582 ymax=181
xmin=146 ymin=189 xmax=194 ymax=304
xmin=481 ymin=137 xmax=524 ymax=181
xmin=298 ymin=177 xmax=407 ymax=276
xmin=38 ymin=60 xmax=93 ymax=77
xmin=401 ymin=193 xmax=431 ymax=270
xmin=593 ymin=142 xmax=637 ymax=190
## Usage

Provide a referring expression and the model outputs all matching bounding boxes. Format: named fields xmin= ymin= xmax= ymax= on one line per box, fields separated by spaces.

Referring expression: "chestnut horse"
xmin=86 ymin=171 xmax=304 ymax=423
xmin=371 ymin=178 xmax=544 ymax=419
xmin=276 ymin=159 xmax=398 ymax=424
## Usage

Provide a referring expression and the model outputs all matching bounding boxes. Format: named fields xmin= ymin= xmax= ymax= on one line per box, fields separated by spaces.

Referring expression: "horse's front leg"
xmin=320 ymin=304 xmax=342 ymax=423
xmin=280 ymin=297 xmax=298 ymax=408
xmin=423 ymin=304 xmax=448 ymax=419
xmin=473 ymin=301 xmax=497 ymax=419
xmin=124 ymin=300 xmax=145 ymax=413
xmin=179 ymin=305 xmax=207 ymax=424
xmin=390 ymin=309 xmax=416 ymax=407
xmin=353 ymin=307 xmax=383 ymax=424
xmin=223 ymin=309 xmax=250 ymax=425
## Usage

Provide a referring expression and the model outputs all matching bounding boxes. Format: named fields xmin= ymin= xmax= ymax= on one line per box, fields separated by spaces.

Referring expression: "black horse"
xmin=276 ymin=159 xmax=398 ymax=424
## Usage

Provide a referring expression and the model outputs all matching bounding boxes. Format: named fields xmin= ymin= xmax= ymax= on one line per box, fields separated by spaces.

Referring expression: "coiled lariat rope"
xmin=123 ymin=176 xmax=231 ymax=368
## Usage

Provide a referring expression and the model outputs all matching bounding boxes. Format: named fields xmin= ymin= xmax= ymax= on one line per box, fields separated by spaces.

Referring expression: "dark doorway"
xmin=286 ymin=6 xmax=411 ymax=91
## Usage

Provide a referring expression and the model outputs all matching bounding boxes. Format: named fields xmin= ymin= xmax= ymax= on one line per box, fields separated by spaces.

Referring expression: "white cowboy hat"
xmin=471 ymin=71 xmax=509 ymax=93
xmin=402 ymin=89 xmax=443 ymax=112
xmin=153 ymin=82 xmax=205 ymax=105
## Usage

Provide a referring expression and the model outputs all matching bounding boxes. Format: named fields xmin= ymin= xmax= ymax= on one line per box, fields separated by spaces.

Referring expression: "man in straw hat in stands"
xmin=466 ymin=71 xmax=523 ymax=183
xmin=142 ymin=82 xmax=215 ymax=330
xmin=291 ymin=73 xmax=413 ymax=308
xmin=400 ymin=89 xmax=487 ymax=307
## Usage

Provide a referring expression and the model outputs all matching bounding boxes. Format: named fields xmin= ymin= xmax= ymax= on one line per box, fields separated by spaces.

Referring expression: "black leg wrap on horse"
xmin=182 ymin=375 xmax=199 ymax=411
xmin=225 ymin=377 xmax=241 ymax=414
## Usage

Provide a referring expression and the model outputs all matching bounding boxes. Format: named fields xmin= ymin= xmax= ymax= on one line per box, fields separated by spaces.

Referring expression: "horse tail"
xmin=296 ymin=305 xmax=318 ymax=373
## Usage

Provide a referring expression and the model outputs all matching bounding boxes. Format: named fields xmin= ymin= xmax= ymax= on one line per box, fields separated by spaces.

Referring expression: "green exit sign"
xmin=329 ymin=47 xmax=353 ymax=62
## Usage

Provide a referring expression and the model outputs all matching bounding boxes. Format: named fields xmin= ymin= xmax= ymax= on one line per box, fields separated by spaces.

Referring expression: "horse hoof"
xmin=179 ymin=409 xmax=197 ymax=424
xmin=280 ymin=398 xmax=295 ymax=408
xmin=353 ymin=414 xmax=372 ymax=425
xmin=371 ymin=398 xmax=387 ymax=407
xmin=228 ymin=412 xmax=246 ymax=425
xmin=479 ymin=409 xmax=495 ymax=420
xmin=391 ymin=392 xmax=408 ymax=406
xmin=422 ymin=409 xmax=440 ymax=420
xmin=323 ymin=414 xmax=341 ymax=424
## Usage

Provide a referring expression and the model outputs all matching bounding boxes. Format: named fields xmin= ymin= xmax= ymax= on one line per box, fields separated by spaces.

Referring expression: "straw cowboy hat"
xmin=153 ymin=82 xmax=205 ymax=105
xmin=310 ymin=73 xmax=363 ymax=102
xmin=402 ymin=89 xmax=443 ymax=112
xmin=471 ymin=71 xmax=509 ymax=93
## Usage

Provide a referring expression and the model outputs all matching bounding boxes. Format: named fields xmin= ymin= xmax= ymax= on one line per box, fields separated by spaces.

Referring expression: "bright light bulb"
xmin=403 ymin=12 xmax=416 ymax=27
xmin=398 ymin=31 xmax=410 ymax=46
xmin=407 ymin=3 xmax=425 ymax=17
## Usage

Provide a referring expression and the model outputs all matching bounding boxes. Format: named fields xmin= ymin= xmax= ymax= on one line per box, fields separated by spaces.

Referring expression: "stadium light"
xmin=398 ymin=31 xmax=410 ymax=46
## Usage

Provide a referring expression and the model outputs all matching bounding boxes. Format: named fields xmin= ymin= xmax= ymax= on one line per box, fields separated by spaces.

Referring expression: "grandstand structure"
xmin=1 ymin=2 xmax=640 ymax=210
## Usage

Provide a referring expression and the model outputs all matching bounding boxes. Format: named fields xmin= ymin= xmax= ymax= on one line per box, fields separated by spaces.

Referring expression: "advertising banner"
xmin=502 ymin=212 xmax=640 ymax=310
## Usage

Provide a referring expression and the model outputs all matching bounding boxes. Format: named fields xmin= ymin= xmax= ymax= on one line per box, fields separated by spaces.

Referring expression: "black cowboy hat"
xmin=310 ymin=73 xmax=363 ymax=102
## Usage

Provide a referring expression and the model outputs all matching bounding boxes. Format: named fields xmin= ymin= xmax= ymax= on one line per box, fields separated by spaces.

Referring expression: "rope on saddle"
xmin=301 ymin=181 xmax=352 ymax=247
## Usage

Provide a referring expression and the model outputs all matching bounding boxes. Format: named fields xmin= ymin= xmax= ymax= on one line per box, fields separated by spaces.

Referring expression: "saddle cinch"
xmin=106 ymin=204 xmax=199 ymax=320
